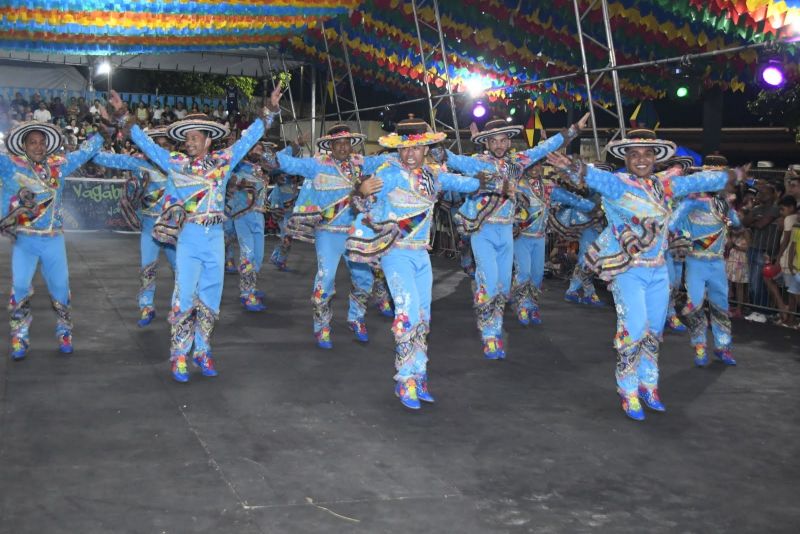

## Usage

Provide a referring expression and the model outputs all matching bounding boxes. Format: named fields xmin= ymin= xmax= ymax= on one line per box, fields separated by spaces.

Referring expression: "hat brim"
xmin=146 ymin=128 xmax=169 ymax=139
xmin=378 ymin=131 xmax=447 ymax=149
xmin=658 ymin=156 xmax=695 ymax=172
xmin=316 ymin=133 xmax=365 ymax=152
xmin=168 ymin=119 xmax=229 ymax=142
xmin=5 ymin=121 xmax=63 ymax=157
xmin=606 ymin=139 xmax=676 ymax=163
xmin=471 ymin=125 xmax=523 ymax=145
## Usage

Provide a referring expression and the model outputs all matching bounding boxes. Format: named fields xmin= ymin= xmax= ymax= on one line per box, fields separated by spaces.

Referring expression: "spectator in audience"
xmin=89 ymin=99 xmax=103 ymax=118
xmin=202 ymin=104 xmax=211 ymax=115
xmin=77 ymin=126 xmax=87 ymax=145
xmin=785 ymin=169 xmax=800 ymax=204
xmin=161 ymin=105 xmax=175 ymax=124
xmin=190 ymin=102 xmax=200 ymax=113
xmin=50 ymin=96 xmax=67 ymax=122
xmin=740 ymin=181 xmax=780 ymax=311
xmin=77 ymin=97 xmax=90 ymax=121
xmin=135 ymin=101 xmax=149 ymax=123
xmin=0 ymin=95 xmax=7 ymax=114
xmin=213 ymin=103 xmax=226 ymax=120
xmin=33 ymin=101 xmax=51 ymax=122
xmin=726 ymin=226 xmax=751 ymax=319
xmin=31 ymin=92 xmax=42 ymax=109
xmin=173 ymin=101 xmax=187 ymax=120
xmin=152 ymin=101 xmax=164 ymax=124
xmin=11 ymin=92 xmax=27 ymax=110
xmin=66 ymin=97 xmax=79 ymax=120
xmin=773 ymin=197 xmax=799 ymax=326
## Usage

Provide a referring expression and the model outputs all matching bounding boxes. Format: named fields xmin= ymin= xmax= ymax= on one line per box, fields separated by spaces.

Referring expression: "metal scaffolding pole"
xmin=319 ymin=20 xmax=363 ymax=136
xmin=410 ymin=0 xmax=462 ymax=153
xmin=572 ymin=0 xmax=626 ymax=159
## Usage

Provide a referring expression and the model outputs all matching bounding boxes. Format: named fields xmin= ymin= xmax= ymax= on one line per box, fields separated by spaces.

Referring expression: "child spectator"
xmin=726 ymin=226 xmax=751 ymax=319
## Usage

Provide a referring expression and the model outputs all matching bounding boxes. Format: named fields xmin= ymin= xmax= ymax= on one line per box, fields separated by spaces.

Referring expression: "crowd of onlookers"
xmin=0 ymin=90 xmax=259 ymax=177
xmin=726 ymin=170 xmax=800 ymax=327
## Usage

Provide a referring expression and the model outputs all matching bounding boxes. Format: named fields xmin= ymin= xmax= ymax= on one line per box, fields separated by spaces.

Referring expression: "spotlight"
xmin=758 ymin=60 xmax=786 ymax=89
xmin=96 ymin=61 xmax=112 ymax=76
xmin=675 ymin=85 xmax=689 ymax=99
xmin=466 ymin=76 xmax=489 ymax=98
xmin=505 ymin=116 xmax=513 ymax=123
xmin=509 ymin=105 xmax=517 ymax=116
xmin=472 ymin=100 xmax=487 ymax=118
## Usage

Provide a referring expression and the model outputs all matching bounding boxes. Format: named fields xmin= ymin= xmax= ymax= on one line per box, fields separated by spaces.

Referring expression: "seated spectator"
xmin=77 ymin=97 xmax=90 ymax=121
xmin=67 ymin=97 xmax=79 ymax=120
xmin=51 ymin=96 xmax=67 ymax=122
xmin=152 ymin=102 xmax=164 ymax=123
xmin=90 ymin=99 xmax=103 ymax=117
xmin=33 ymin=101 xmax=52 ymax=122
xmin=11 ymin=92 xmax=27 ymax=110
xmin=202 ymin=104 xmax=211 ymax=115
xmin=173 ymin=101 xmax=187 ymax=120
xmin=190 ymin=102 xmax=200 ymax=113
xmin=135 ymin=101 xmax=149 ymax=123
xmin=212 ymin=103 xmax=226 ymax=120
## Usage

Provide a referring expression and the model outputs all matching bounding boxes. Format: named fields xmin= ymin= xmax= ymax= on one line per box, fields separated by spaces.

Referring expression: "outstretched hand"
xmin=469 ymin=122 xmax=479 ymax=137
xmin=545 ymin=151 xmax=573 ymax=170
xmin=107 ymin=90 xmax=124 ymax=112
xmin=266 ymin=85 xmax=283 ymax=113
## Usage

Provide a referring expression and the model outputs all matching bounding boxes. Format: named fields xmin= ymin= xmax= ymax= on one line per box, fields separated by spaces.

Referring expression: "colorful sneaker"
xmin=171 ymin=356 xmax=189 ymax=383
xmin=242 ymin=294 xmax=266 ymax=312
xmin=192 ymin=352 xmax=219 ymax=377
xmin=224 ymin=260 xmax=237 ymax=274
xmin=395 ymin=378 xmax=421 ymax=410
xmin=638 ymin=386 xmax=666 ymax=412
xmin=529 ymin=310 xmax=542 ymax=325
xmin=517 ymin=307 xmax=531 ymax=326
xmin=483 ymin=337 xmax=505 ymax=360
xmin=316 ymin=327 xmax=333 ymax=350
xmin=137 ymin=307 xmax=156 ymax=327
xmin=10 ymin=336 xmax=28 ymax=361
xmin=376 ymin=300 xmax=394 ymax=318
xmin=415 ymin=374 xmax=436 ymax=403
xmin=58 ymin=331 xmax=73 ymax=354
xmin=583 ymin=294 xmax=607 ymax=307
xmin=714 ymin=348 xmax=737 ymax=366
xmin=564 ymin=291 xmax=581 ymax=304
xmin=666 ymin=315 xmax=687 ymax=332
xmin=620 ymin=394 xmax=645 ymax=421
xmin=349 ymin=320 xmax=369 ymax=343
xmin=694 ymin=344 xmax=709 ymax=367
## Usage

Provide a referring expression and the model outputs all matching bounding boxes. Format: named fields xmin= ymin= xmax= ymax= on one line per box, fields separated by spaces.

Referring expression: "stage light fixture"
xmin=758 ymin=60 xmax=786 ymax=89
xmin=472 ymin=100 xmax=487 ymax=118
xmin=675 ymin=85 xmax=689 ymax=98
xmin=96 ymin=61 xmax=112 ymax=76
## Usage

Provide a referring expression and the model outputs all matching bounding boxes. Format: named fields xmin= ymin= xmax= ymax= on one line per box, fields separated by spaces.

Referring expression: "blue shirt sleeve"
xmin=60 ymin=134 xmax=104 ymax=177
xmin=277 ymin=146 xmax=319 ymax=179
xmin=363 ymin=153 xmax=391 ymax=175
xmin=728 ymin=206 xmax=742 ymax=228
xmin=550 ymin=186 xmax=594 ymax=212
xmin=669 ymin=170 xmax=728 ymax=199
xmin=438 ymin=171 xmax=480 ymax=193
xmin=93 ymin=151 xmax=153 ymax=173
xmin=516 ymin=133 xmax=565 ymax=169
xmin=582 ymin=166 xmax=627 ymax=199
xmin=445 ymin=151 xmax=494 ymax=174
xmin=131 ymin=125 xmax=174 ymax=173
xmin=668 ymin=199 xmax=700 ymax=232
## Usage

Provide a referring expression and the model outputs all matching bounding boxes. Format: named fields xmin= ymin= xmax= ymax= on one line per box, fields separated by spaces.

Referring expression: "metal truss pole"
xmin=410 ymin=0 xmax=462 ymax=153
xmin=572 ymin=0 xmax=626 ymax=160
xmin=319 ymin=20 xmax=363 ymax=136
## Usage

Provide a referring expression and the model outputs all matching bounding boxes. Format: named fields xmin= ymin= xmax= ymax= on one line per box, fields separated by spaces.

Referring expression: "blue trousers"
xmin=683 ymin=257 xmax=732 ymax=350
xmin=139 ymin=216 xmax=176 ymax=310
xmin=665 ymin=253 xmax=684 ymax=319
xmin=10 ymin=233 xmax=72 ymax=340
xmin=472 ymin=223 xmax=513 ymax=339
xmin=312 ymin=230 xmax=373 ymax=334
xmin=169 ymin=223 xmax=224 ymax=361
xmin=567 ymin=228 xmax=599 ymax=297
xmin=233 ymin=212 xmax=265 ymax=297
xmin=270 ymin=211 xmax=293 ymax=267
xmin=609 ymin=265 xmax=669 ymax=396
xmin=381 ymin=248 xmax=431 ymax=381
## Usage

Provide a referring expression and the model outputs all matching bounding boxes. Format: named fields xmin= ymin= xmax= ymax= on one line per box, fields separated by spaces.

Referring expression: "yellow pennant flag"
xmin=327 ymin=81 xmax=335 ymax=103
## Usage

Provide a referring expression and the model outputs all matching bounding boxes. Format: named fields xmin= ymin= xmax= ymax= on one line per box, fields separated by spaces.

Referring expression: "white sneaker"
xmin=744 ymin=312 xmax=767 ymax=323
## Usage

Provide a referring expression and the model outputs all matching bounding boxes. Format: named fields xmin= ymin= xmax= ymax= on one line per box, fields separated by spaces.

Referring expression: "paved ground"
xmin=0 ymin=233 xmax=798 ymax=534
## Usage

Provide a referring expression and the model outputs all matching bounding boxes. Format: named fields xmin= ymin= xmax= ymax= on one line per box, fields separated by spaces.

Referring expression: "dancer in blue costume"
xmin=280 ymin=124 xmax=390 ymax=349
xmin=511 ymin=161 xmax=596 ymax=326
xmin=228 ymin=142 xmax=273 ymax=312
xmin=546 ymin=129 xmax=749 ymax=421
xmin=669 ymin=155 xmax=740 ymax=367
xmin=267 ymin=167 xmax=300 ymax=272
xmin=108 ymin=86 xmax=283 ymax=382
xmin=444 ymin=114 xmax=589 ymax=358
xmin=92 ymin=126 xmax=177 ymax=327
xmin=0 ymin=121 xmax=103 ymax=359
xmin=551 ymin=163 xmax=610 ymax=307
xmin=346 ymin=116 xmax=507 ymax=409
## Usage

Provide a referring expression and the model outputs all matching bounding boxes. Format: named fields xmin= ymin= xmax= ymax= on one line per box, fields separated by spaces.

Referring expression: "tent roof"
xmin=0 ymin=48 xmax=306 ymax=78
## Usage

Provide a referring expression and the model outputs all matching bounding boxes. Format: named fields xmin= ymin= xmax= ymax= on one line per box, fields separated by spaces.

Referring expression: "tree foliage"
xmin=139 ymin=71 xmax=257 ymax=100
xmin=746 ymin=84 xmax=800 ymax=128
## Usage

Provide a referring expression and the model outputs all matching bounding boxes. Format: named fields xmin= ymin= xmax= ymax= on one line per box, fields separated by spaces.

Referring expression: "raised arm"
xmin=60 ymin=134 xmax=104 ymax=177
xmin=444 ymin=150 xmax=494 ymax=175
xmin=668 ymin=198 xmax=703 ymax=232
xmin=516 ymin=112 xmax=588 ymax=169
xmin=131 ymin=125 xmax=174 ymax=173
xmin=728 ymin=206 xmax=742 ymax=229
xmin=550 ymin=186 xmax=595 ymax=212
xmin=93 ymin=151 xmax=154 ymax=173
xmin=668 ymin=170 xmax=729 ymax=199
xmin=277 ymin=146 xmax=319 ymax=179
xmin=225 ymin=114 xmax=276 ymax=171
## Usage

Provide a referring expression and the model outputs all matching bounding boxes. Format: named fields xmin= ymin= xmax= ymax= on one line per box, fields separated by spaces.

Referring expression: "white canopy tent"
xmin=0 ymin=62 xmax=88 ymax=91
xmin=0 ymin=48 xmax=305 ymax=78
